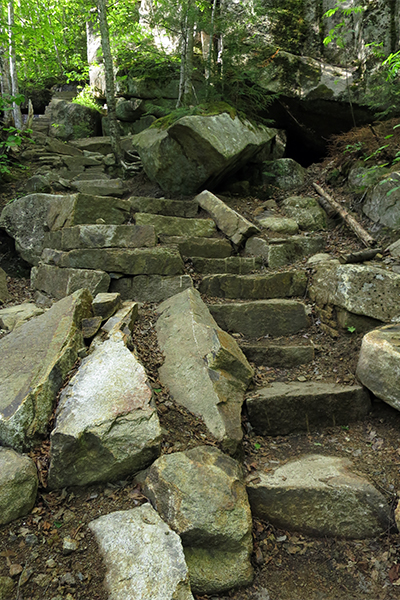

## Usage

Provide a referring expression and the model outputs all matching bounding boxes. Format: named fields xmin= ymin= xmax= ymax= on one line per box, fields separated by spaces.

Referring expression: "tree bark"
xmin=8 ymin=0 xmax=23 ymax=130
xmin=177 ymin=1 xmax=194 ymax=108
xmin=96 ymin=0 xmax=123 ymax=165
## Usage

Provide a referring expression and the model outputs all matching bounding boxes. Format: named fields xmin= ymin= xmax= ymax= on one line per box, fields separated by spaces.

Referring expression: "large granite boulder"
xmin=0 ymin=289 xmax=92 ymax=450
xmin=89 ymin=504 xmax=194 ymax=600
xmin=363 ymin=172 xmax=400 ymax=229
xmin=132 ymin=112 xmax=277 ymax=194
xmin=49 ymin=99 xmax=101 ymax=140
xmin=156 ymin=288 xmax=253 ymax=454
xmin=143 ymin=446 xmax=253 ymax=594
xmin=357 ymin=324 xmax=400 ymax=411
xmin=48 ymin=325 xmax=161 ymax=488
xmin=0 ymin=448 xmax=38 ymax=525
xmin=247 ymin=455 xmax=390 ymax=539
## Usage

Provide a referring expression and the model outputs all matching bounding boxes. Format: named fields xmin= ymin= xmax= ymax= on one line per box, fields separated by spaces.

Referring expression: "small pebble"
xmin=62 ymin=537 xmax=79 ymax=555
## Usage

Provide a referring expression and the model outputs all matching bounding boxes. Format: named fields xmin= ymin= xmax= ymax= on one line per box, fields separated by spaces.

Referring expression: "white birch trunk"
xmin=8 ymin=0 xmax=23 ymax=130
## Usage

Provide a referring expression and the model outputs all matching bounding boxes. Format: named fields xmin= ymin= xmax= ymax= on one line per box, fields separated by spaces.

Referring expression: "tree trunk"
xmin=8 ymin=0 xmax=23 ymax=130
xmin=177 ymin=1 xmax=195 ymax=108
xmin=96 ymin=0 xmax=123 ymax=165
xmin=205 ymin=0 xmax=217 ymax=100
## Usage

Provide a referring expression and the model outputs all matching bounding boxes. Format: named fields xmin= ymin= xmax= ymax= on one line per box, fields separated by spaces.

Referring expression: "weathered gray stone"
xmin=357 ymin=324 xmax=400 ymax=412
xmin=62 ymin=155 xmax=102 ymax=169
xmin=363 ymin=172 xmax=400 ymax=229
xmin=191 ymin=256 xmax=263 ymax=274
xmin=89 ymin=504 xmax=194 ymax=600
xmin=282 ymin=196 xmax=327 ymax=231
xmin=241 ymin=340 xmax=314 ymax=367
xmin=0 ymin=267 xmax=9 ymax=303
xmin=267 ymin=236 xmax=325 ymax=268
xmin=336 ymin=309 xmax=383 ymax=334
xmin=46 ymin=138 xmax=83 ymax=156
xmin=48 ymin=331 xmax=161 ymax=488
xmin=0 ymin=447 xmax=38 ymax=525
xmin=0 ymin=303 xmax=44 ymax=332
xmin=156 ymin=289 xmax=253 ymax=453
xmin=199 ymin=272 xmax=307 ymax=299
xmin=209 ymin=300 xmax=310 ymax=337
xmin=262 ymin=158 xmax=306 ymax=190
xmin=71 ymin=178 xmax=126 ymax=197
xmin=386 ymin=237 xmax=400 ymax=258
xmin=81 ymin=316 xmax=102 ymax=338
xmin=31 ymin=265 xmax=110 ymax=300
xmin=195 ymin=190 xmax=260 ymax=246
xmin=247 ymin=382 xmax=371 ymax=436
xmin=41 ymin=247 xmax=184 ymax=276
xmin=143 ymin=446 xmax=253 ymax=595
xmin=110 ymin=274 xmax=193 ymax=302
xmin=257 ymin=216 xmax=299 ymax=234
xmin=44 ymin=224 xmax=156 ymax=250
xmin=0 ymin=576 xmax=14 ymax=600
xmin=129 ymin=196 xmax=198 ymax=218
xmin=24 ymin=174 xmax=51 ymax=193
xmin=244 ymin=237 xmax=269 ymax=261
xmin=49 ymin=100 xmax=101 ymax=141
xmin=92 ymin=292 xmax=122 ymax=320
xmin=247 ymin=455 xmax=390 ymax=539
xmin=135 ymin=213 xmax=216 ymax=238
xmin=159 ymin=235 xmax=232 ymax=258
xmin=99 ymin=301 xmax=139 ymax=337
xmin=310 ymin=263 xmax=400 ymax=322
xmin=0 ymin=289 xmax=92 ymax=450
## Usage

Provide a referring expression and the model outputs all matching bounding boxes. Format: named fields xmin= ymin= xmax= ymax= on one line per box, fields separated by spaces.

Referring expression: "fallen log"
xmin=339 ymin=248 xmax=382 ymax=264
xmin=313 ymin=182 xmax=376 ymax=248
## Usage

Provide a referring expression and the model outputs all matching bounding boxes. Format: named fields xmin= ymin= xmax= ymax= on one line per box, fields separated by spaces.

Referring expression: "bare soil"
xmin=1 ymin=153 xmax=400 ymax=600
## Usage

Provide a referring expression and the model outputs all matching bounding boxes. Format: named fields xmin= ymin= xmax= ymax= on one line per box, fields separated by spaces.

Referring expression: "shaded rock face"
xmin=132 ymin=113 xmax=277 ymax=194
xmin=156 ymin=288 xmax=253 ymax=454
xmin=357 ymin=324 xmax=400 ymax=412
xmin=0 ymin=267 xmax=9 ymax=303
xmin=0 ymin=448 xmax=38 ymax=525
xmin=143 ymin=446 xmax=253 ymax=595
xmin=31 ymin=265 xmax=110 ymax=300
xmin=48 ymin=330 xmax=161 ymax=489
xmin=282 ymin=196 xmax=327 ymax=231
xmin=0 ymin=289 xmax=92 ymax=450
xmin=49 ymin=100 xmax=101 ymax=140
xmin=246 ymin=455 xmax=390 ymax=539
xmin=89 ymin=504 xmax=194 ymax=600
xmin=363 ymin=172 xmax=400 ymax=230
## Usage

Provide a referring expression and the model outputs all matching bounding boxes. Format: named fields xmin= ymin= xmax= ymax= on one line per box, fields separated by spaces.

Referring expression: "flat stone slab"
xmin=92 ymin=292 xmax=122 ymax=320
xmin=191 ymin=256 xmax=263 ymax=274
xmin=71 ymin=178 xmax=126 ymax=196
xmin=240 ymin=340 xmax=314 ymax=367
xmin=195 ymin=190 xmax=260 ymax=246
xmin=258 ymin=216 xmax=299 ymax=234
xmin=200 ymin=272 xmax=307 ymax=299
xmin=0 ymin=447 xmax=38 ymax=525
xmin=209 ymin=300 xmax=310 ymax=337
xmin=247 ymin=382 xmax=371 ymax=436
xmin=357 ymin=324 xmax=400 ymax=411
xmin=310 ymin=263 xmax=400 ymax=322
xmin=143 ymin=446 xmax=253 ymax=595
xmin=89 ymin=504 xmax=194 ymax=600
xmin=246 ymin=455 xmax=391 ymax=538
xmin=31 ymin=264 xmax=110 ymax=300
xmin=110 ymin=274 xmax=193 ymax=302
xmin=135 ymin=213 xmax=216 ymax=238
xmin=48 ymin=331 xmax=161 ymax=488
xmin=267 ymin=236 xmax=325 ymax=268
xmin=42 ymin=246 xmax=184 ymax=276
xmin=159 ymin=235 xmax=232 ymax=258
xmin=0 ymin=289 xmax=92 ymax=450
xmin=0 ymin=303 xmax=44 ymax=332
xmin=44 ymin=224 xmax=156 ymax=250
xmin=129 ymin=196 xmax=198 ymax=218
xmin=156 ymin=288 xmax=253 ymax=454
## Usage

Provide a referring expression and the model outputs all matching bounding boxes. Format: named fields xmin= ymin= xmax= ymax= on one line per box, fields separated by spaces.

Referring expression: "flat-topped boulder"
xmin=247 ymin=455 xmax=391 ymax=539
xmin=70 ymin=178 xmax=126 ymax=196
xmin=92 ymin=292 xmax=122 ymax=321
xmin=199 ymin=272 xmax=307 ymax=299
xmin=89 ymin=504 xmax=194 ymax=600
xmin=209 ymin=300 xmax=310 ymax=337
xmin=129 ymin=196 xmax=198 ymax=218
xmin=240 ymin=340 xmax=314 ymax=367
xmin=44 ymin=224 xmax=157 ymax=250
xmin=48 ymin=329 xmax=161 ymax=488
xmin=246 ymin=382 xmax=371 ymax=436
xmin=195 ymin=190 xmax=260 ymax=246
xmin=310 ymin=263 xmax=400 ymax=322
xmin=41 ymin=246 xmax=184 ymax=276
xmin=357 ymin=324 xmax=400 ymax=411
xmin=156 ymin=288 xmax=253 ymax=454
xmin=0 ymin=448 xmax=38 ymax=525
xmin=191 ymin=256 xmax=263 ymax=274
xmin=282 ymin=196 xmax=327 ymax=231
xmin=0 ymin=289 xmax=92 ymax=450
xmin=134 ymin=213 xmax=216 ymax=238
xmin=31 ymin=265 xmax=110 ymax=300
xmin=143 ymin=446 xmax=253 ymax=595
xmin=159 ymin=235 xmax=232 ymax=258
xmin=110 ymin=274 xmax=193 ymax=303
xmin=257 ymin=216 xmax=299 ymax=234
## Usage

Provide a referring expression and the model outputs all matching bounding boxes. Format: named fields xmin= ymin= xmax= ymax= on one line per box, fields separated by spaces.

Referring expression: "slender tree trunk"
xmin=177 ymin=1 xmax=195 ymax=107
xmin=8 ymin=0 xmax=23 ymax=130
xmin=96 ymin=0 xmax=123 ymax=165
xmin=0 ymin=18 xmax=13 ymax=126
xmin=205 ymin=0 xmax=217 ymax=100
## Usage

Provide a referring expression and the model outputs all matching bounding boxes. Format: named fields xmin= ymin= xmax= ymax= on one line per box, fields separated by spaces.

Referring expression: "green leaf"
xmin=254 ymin=442 xmax=261 ymax=450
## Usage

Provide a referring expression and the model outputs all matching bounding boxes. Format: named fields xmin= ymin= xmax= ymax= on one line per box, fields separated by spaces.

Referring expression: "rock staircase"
xmin=30 ymin=91 xmax=78 ymax=139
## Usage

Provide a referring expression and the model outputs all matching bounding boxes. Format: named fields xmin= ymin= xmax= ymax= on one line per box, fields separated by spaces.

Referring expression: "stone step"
xmin=159 ymin=235 xmax=232 ymax=258
xmin=110 ymin=274 xmax=193 ymax=303
xmin=135 ymin=213 xmax=216 ymax=238
xmin=208 ymin=300 xmax=310 ymax=337
xmin=246 ymin=381 xmax=371 ymax=436
xmin=240 ymin=339 xmax=314 ymax=367
xmin=44 ymin=224 xmax=157 ymax=251
xmin=200 ymin=272 xmax=307 ymax=299
xmin=190 ymin=256 xmax=263 ymax=274
xmin=129 ymin=196 xmax=198 ymax=218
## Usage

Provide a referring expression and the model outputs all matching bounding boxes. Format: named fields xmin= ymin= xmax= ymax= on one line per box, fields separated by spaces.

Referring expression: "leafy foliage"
xmin=0 ymin=95 xmax=31 ymax=176
xmin=72 ymin=85 xmax=103 ymax=113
